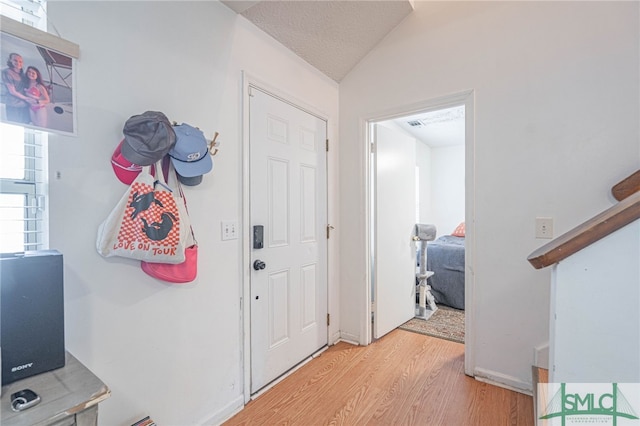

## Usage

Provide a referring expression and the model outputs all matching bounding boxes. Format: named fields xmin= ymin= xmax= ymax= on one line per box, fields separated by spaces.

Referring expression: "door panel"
xmin=268 ymin=158 xmax=289 ymax=246
xmin=269 ymin=270 xmax=290 ymax=346
xmin=250 ymin=87 xmax=328 ymax=393
xmin=301 ymin=264 xmax=317 ymax=328
xmin=374 ymin=123 xmax=417 ymax=339
xmin=301 ymin=166 xmax=317 ymax=242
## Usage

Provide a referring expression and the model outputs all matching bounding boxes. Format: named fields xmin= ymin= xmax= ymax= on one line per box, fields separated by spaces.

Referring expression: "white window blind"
xmin=1 ymin=0 xmax=49 ymax=253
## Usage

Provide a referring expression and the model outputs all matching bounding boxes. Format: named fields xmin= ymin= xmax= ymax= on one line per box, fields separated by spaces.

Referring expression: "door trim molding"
xmin=362 ymin=89 xmax=476 ymax=377
xmin=241 ymin=71 xmax=331 ymax=403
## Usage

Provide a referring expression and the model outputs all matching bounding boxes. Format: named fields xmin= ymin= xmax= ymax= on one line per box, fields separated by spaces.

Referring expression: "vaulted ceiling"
xmin=221 ymin=0 xmax=414 ymax=82
xmin=221 ymin=1 xmax=463 ymax=148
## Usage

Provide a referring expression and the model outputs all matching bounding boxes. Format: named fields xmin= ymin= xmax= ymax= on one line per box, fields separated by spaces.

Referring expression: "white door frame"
xmin=241 ymin=71 xmax=331 ymax=402
xmin=363 ymin=90 xmax=476 ymax=376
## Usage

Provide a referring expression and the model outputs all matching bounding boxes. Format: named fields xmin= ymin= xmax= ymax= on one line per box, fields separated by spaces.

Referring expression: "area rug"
xmin=399 ymin=306 xmax=465 ymax=344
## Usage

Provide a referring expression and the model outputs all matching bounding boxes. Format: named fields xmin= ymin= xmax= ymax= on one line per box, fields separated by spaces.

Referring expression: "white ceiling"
xmin=392 ymin=105 xmax=465 ymax=148
xmin=221 ymin=0 xmax=414 ymax=82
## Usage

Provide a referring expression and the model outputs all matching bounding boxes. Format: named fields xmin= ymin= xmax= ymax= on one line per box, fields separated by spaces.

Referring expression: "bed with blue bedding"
xmin=425 ymin=235 xmax=465 ymax=310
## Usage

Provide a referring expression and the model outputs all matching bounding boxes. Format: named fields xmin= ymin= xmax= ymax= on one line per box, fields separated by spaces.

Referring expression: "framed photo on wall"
xmin=1 ymin=16 xmax=79 ymax=135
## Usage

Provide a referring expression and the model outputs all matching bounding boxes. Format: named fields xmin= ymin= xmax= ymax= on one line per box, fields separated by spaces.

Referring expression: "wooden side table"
xmin=1 ymin=352 xmax=110 ymax=426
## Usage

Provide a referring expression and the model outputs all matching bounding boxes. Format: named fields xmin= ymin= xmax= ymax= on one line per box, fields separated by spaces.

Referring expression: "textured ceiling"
xmin=392 ymin=106 xmax=465 ymax=148
xmin=221 ymin=1 xmax=414 ymax=82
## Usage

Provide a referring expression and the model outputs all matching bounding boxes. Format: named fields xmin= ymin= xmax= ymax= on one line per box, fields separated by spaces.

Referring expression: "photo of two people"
xmin=1 ymin=30 xmax=75 ymax=135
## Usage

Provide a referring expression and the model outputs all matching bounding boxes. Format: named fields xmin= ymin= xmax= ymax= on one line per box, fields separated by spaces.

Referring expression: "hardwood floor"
xmin=223 ymin=329 xmax=533 ymax=426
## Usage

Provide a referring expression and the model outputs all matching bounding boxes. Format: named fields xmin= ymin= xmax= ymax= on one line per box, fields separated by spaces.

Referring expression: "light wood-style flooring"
xmin=224 ymin=329 xmax=533 ymax=425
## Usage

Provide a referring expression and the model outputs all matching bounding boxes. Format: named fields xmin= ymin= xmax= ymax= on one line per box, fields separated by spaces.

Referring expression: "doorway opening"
xmin=366 ymin=91 xmax=475 ymax=374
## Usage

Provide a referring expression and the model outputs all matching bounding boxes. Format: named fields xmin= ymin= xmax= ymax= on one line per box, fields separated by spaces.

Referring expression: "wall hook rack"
xmin=209 ymin=132 xmax=220 ymax=156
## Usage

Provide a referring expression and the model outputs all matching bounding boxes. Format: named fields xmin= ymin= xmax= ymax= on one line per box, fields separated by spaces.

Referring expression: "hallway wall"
xmin=339 ymin=1 xmax=639 ymax=391
xmin=46 ymin=2 xmax=339 ymax=424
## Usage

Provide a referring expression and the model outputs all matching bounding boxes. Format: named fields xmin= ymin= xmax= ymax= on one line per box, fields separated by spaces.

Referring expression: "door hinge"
xmin=326 ymin=224 xmax=334 ymax=239
xmin=370 ymin=142 xmax=376 ymax=154
xmin=326 ymin=139 xmax=329 ymax=152
xmin=327 ymin=313 xmax=330 ymax=326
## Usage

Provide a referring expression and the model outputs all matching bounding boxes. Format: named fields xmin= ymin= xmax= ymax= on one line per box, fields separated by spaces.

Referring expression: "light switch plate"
xmin=221 ymin=221 xmax=238 ymax=240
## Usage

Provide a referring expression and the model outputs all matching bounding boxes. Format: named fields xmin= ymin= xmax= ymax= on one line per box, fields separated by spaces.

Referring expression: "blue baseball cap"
xmin=169 ymin=124 xmax=213 ymax=179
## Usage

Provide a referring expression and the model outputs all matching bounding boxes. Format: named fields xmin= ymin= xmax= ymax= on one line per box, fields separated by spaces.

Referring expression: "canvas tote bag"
xmin=141 ymin=166 xmax=198 ymax=283
xmin=96 ymin=161 xmax=190 ymax=264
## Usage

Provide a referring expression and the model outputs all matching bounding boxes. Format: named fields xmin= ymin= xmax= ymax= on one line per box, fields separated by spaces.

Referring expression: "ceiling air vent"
xmin=407 ymin=120 xmax=424 ymax=127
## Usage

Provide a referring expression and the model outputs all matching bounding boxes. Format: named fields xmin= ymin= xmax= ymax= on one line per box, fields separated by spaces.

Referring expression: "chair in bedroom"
xmin=413 ymin=223 xmax=437 ymax=319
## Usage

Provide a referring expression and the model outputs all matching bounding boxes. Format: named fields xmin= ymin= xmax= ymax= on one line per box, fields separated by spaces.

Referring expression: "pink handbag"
xmin=141 ymin=242 xmax=197 ymax=283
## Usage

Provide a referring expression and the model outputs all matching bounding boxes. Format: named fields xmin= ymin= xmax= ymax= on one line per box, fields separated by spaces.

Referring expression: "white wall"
xmin=339 ymin=1 xmax=639 ymax=391
xmin=551 ymin=221 xmax=640 ymax=383
xmin=430 ymin=144 xmax=465 ymax=237
xmin=46 ymin=2 xmax=339 ymax=425
xmin=416 ymin=140 xmax=432 ymax=224
xmin=415 ymin=141 xmax=465 ymax=237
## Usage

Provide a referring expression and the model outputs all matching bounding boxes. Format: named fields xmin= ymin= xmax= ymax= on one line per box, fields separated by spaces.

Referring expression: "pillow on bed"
xmin=451 ymin=222 xmax=465 ymax=237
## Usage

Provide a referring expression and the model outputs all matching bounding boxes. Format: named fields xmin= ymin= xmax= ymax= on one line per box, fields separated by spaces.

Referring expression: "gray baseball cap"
xmin=121 ymin=111 xmax=176 ymax=166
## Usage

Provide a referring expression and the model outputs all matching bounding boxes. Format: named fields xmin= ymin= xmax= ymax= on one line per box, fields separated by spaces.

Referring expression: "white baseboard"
xmin=533 ymin=342 xmax=549 ymax=370
xmin=329 ymin=330 xmax=341 ymax=345
xmin=198 ymin=394 xmax=244 ymax=426
xmin=339 ymin=331 xmax=360 ymax=345
xmin=474 ymin=367 xmax=532 ymax=396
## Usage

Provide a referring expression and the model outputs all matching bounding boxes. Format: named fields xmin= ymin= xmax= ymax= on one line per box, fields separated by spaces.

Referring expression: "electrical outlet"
xmin=535 ymin=217 xmax=554 ymax=239
xmin=221 ymin=221 xmax=238 ymax=241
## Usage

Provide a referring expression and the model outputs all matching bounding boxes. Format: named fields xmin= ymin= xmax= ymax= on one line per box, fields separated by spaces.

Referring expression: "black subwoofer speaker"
xmin=1 ymin=250 xmax=65 ymax=385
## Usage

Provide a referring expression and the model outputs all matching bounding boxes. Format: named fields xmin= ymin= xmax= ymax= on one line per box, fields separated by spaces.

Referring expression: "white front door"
xmin=373 ymin=123 xmax=417 ymax=339
xmin=249 ymin=87 xmax=328 ymax=393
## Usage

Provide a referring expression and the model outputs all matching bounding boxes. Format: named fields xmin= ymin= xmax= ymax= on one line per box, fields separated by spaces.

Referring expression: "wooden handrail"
xmin=528 ymin=190 xmax=640 ymax=269
xmin=612 ymin=170 xmax=640 ymax=201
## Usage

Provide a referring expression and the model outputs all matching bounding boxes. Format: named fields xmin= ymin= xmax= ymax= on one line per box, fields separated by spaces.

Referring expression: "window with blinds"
xmin=1 ymin=0 xmax=48 ymax=253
